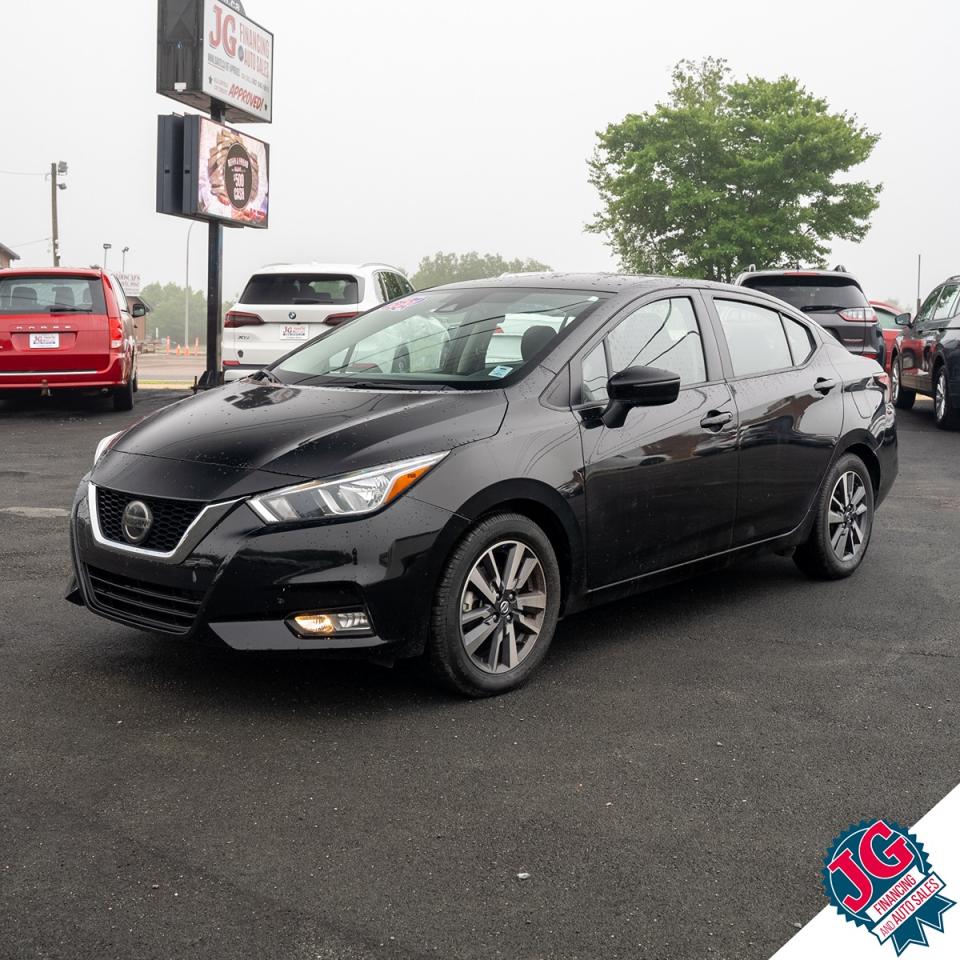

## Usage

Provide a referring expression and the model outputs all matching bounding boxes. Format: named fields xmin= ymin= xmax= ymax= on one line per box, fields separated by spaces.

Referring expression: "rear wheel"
xmin=427 ymin=513 xmax=561 ymax=697
xmin=112 ymin=376 xmax=135 ymax=412
xmin=794 ymin=454 xmax=874 ymax=580
xmin=933 ymin=365 xmax=960 ymax=430
xmin=891 ymin=355 xmax=915 ymax=410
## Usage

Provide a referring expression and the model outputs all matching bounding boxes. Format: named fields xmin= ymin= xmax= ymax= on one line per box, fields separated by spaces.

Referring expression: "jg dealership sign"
xmin=202 ymin=0 xmax=273 ymax=122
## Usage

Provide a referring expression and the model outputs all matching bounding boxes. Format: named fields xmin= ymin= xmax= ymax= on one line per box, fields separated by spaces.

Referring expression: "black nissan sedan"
xmin=67 ymin=274 xmax=897 ymax=696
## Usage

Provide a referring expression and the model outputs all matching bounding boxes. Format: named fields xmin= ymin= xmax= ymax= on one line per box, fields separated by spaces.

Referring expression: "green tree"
xmin=139 ymin=282 xmax=235 ymax=346
xmin=410 ymin=251 xmax=552 ymax=290
xmin=587 ymin=58 xmax=881 ymax=282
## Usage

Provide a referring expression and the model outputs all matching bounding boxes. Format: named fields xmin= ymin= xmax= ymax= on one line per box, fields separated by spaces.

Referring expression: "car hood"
xmin=93 ymin=381 xmax=507 ymax=501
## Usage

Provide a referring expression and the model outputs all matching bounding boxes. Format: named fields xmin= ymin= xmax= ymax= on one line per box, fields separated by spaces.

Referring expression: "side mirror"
xmin=895 ymin=312 xmax=912 ymax=327
xmin=131 ymin=303 xmax=147 ymax=318
xmin=602 ymin=365 xmax=680 ymax=428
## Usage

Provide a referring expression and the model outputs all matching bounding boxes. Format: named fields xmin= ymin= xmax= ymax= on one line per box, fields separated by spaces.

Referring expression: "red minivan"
xmin=0 ymin=268 xmax=140 ymax=410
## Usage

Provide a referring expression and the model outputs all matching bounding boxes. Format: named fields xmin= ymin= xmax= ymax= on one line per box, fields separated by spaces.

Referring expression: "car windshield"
xmin=0 ymin=276 xmax=106 ymax=315
xmin=271 ymin=287 xmax=610 ymax=389
xmin=240 ymin=273 xmax=360 ymax=305
xmin=741 ymin=275 xmax=867 ymax=312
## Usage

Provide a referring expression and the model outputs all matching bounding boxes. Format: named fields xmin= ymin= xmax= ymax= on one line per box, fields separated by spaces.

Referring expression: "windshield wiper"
xmin=800 ymin=305 xmax=848 ymax=313
xmin=294 ymin=375 xmax=455 ymax=391
xmin=251 ymin=367 xmax=283 ymax=384
xmin=48 ymin=307 xmax=93 ymax=314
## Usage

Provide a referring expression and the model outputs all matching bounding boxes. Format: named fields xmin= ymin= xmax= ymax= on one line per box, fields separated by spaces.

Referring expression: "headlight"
xmin=93 ymin=431 xmax=123 ymax=466
xmin=248 ymin=452 xmax=448 ymax=523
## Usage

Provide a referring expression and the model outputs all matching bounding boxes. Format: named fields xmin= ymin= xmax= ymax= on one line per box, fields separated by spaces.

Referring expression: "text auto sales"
xmin=208 ymin=5 xmax=271 ymax=80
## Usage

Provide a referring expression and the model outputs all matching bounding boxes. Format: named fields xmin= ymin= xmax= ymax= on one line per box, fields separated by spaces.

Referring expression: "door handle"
xmin=700 ymin=410 xmax=733 ymax=431
xmin=814 ymin=377 xmax=839 ymax=394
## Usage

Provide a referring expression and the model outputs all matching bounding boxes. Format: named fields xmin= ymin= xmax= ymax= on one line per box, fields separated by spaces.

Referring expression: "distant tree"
xmin=587 ymin=57 xmax=882 ymax=282
xmin=139 ymin=282 xmax=235 ymax=346
xmin=410 ymin=251 xmax=552 ymax=290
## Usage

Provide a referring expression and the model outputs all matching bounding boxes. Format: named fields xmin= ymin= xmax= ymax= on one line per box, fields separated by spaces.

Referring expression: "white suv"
xmin=222 ymin=262 xmax=415 ymax=380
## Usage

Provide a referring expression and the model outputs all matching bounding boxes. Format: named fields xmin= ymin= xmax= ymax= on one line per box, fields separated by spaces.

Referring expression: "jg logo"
xmin=824 ymin=820 xmax=954 ymax=954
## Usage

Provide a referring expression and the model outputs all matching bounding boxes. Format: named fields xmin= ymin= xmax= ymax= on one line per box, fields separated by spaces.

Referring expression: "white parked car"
xmin=222 ymin=262 xmax=415 ymax=381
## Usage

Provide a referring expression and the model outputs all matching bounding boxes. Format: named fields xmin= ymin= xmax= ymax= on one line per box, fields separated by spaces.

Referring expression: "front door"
xmin=900 ymin=282 xmax=958 ymax=393
xmin=706 ymin=295 xmax=845 ymax=545
xmin=578 ymin=293 xmax=739 ymax=589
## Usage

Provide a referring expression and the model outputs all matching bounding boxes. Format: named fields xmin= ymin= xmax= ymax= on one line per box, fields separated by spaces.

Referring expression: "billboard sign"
xmin=201 ymin=0 xmax=273 ymax=122
xmin=115 ymin=273 xmax=142 ymax=295
xmin=184 ymin=116 xmax=269 ymax=227
xmin=156 ymin=0 xmax=273 ymax=124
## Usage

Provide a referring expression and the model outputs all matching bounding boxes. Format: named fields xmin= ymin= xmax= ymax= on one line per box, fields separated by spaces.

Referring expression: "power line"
xmin=10 ymin=237 xmax=51 ymax=248
xmin=0 ymin=169 xmax=46 ymax=177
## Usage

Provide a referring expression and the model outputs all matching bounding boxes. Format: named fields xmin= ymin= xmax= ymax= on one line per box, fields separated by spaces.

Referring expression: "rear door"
xmin=228 ymin=273 xmax=362 ymax=367
xmin=0 ymin=274 xmax=111 ymax=378
xmin=705 ymin=294 xmax=844 ymax=545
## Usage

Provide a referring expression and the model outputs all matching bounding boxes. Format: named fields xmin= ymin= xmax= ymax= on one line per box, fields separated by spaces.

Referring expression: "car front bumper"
xmin=68 ymin=480 xmax=469 ymax=658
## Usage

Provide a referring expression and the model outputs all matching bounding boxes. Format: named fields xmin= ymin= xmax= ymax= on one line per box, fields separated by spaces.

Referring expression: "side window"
xmin=933 ymin=282 xmax=960 ymax=322
xmin=393 ymin=274 xmax=414 ymax=296
xmin=606 ymin=297 xmax=706 ymax=385
xmin=915 ymin=287 xmax=941 ymax=326
xmin=110 ymin=277 xmax=129 ymax=314
xmin=374 ymin=273 xmax=389 ymax=302
xmin=783 ymin=316 xmax=815 ymax=365
xmin=581 ymin=341 xmax=609 ymax=403
xmin=715 ymin=299 xmax=793 ymax=377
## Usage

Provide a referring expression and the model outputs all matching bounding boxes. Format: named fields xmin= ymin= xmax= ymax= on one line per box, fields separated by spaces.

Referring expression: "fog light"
xmin=289 ymin=610 xmax=372 ymax=637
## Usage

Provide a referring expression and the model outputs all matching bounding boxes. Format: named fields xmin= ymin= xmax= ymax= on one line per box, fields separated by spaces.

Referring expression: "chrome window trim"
xmin=87 ymin=483 xmax=240 ymax=564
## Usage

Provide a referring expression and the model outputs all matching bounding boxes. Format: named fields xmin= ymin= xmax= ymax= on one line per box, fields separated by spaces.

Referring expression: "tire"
xmin=427 ymin=512 xmax=561 ymax=697
xmin=112 ymin=376 xmax=135 ymax=412
xmin=794 ymin=453 xmax=875 ymax=581
xmin=891 ymin=355 xmax=915 ymax=410
xmin=933 ymin=365 xmax=960 ymax=430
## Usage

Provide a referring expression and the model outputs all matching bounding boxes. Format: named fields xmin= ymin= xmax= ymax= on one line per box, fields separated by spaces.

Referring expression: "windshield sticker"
xmin=388 ymin=295 xmax=426 ymax=311
xmin=489 ymin=365 xmax=513 ymax=379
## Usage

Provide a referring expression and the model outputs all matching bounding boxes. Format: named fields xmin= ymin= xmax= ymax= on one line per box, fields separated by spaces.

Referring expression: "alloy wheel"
xmin=891 ymin=360 xmax=900 ymax=404
xmin=459 ymin=539 xmax=547 ymax=674
xmin=936 ymin=371 xmax=947 ymax=422
xmin=828 ymin=471 xmax=868 ymax=562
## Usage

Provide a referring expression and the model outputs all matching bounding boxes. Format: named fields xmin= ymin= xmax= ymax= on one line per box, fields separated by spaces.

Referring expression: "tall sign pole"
xmin=205 ymin=102 xmax=226 ymax=385
xmin=156 ymin=0 xmax=273 ymax=389
xmin=50 ymin=162 xmax=61 ymax=267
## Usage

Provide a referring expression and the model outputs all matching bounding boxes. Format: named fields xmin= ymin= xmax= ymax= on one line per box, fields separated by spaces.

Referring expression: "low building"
xmin=0 ymin=243 xmax=21 ymax=270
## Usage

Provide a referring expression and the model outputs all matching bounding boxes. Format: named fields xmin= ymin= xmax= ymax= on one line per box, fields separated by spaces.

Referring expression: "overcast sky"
xmin=4 ymin=0 xmax=957 ymax=306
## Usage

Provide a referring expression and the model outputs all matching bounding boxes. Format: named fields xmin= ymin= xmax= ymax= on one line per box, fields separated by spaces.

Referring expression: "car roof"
xmin=0 ymin=266 xmax=104 ymax=278
xmin=870 ymin=300 xmax=903 ymax=312
xmin=250 ymin=262 xmax=406 ymax=276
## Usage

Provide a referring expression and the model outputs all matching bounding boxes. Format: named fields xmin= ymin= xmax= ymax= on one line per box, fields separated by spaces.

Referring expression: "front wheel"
xmin=427 ymin=513 xmax=561 ymax=697
xmin=892 ymin=355 xmax=915 ymax=410
xmin=934 ymin=366 xmax=960 ymax=430
xmin=794 ymin=454 xmax=875 ymax=580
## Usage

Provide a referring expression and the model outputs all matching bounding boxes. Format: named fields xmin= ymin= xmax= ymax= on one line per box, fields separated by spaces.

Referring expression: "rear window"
xmin=240 ymin=273 xmax=360 ymax=306
xmin=0 ymin=275 xmax=106 ymax=315
xmin=741 ymin=275 xmax=867 ymax=312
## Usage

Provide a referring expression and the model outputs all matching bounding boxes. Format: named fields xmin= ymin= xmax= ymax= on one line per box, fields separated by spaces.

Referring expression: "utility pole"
xmin=50 ymin=162 xmax=60 ymax=266
xmin=916 ymin=254 xmax=922 ymax=316
xmin=185 ymin=221 xmax=196 ymax=349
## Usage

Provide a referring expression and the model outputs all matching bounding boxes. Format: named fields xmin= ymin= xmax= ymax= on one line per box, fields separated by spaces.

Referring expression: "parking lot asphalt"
xmin=1 ymin=389 xmax=957 ymax=960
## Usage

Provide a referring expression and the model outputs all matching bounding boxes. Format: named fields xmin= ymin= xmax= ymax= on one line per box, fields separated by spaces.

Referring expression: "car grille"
xmin=96 ymin=487 xmax=203 ymax=553
xmin=84 ymin=565 xmax=204 ymax=634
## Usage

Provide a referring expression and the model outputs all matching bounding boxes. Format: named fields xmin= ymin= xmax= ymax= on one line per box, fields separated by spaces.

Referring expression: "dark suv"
xmin=735 ymin=269 xmax=883 ymax=365
xmin=890 ymin=277 xmax=960 ymax=429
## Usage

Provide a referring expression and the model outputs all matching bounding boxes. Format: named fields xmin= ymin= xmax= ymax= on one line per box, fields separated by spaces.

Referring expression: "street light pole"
xmin=103 ymin=243 xmax=112 ymax=269
xmin=185 ymin=221 xmax=197 ymax=349
xmin=50 ymin=163 xmax=61 ymax=266
xmin=122 ymin=246 xmax=130 ymax=272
